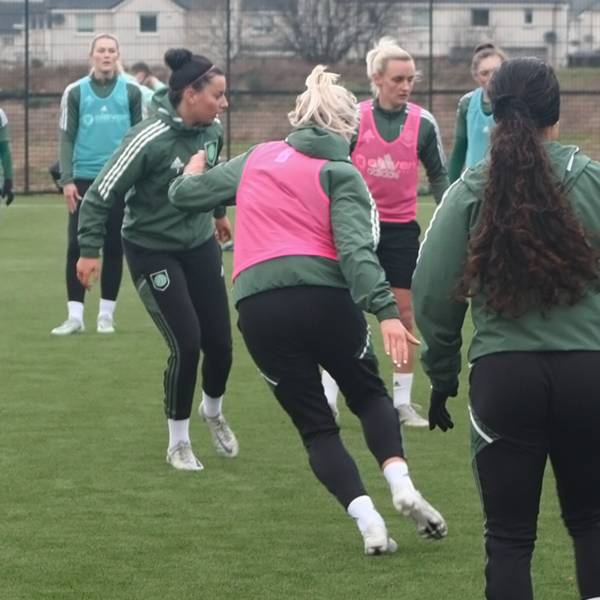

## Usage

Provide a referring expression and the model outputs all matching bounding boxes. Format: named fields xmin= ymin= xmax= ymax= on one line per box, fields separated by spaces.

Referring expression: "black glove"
xmin=49 ymin=161 xmax=63 ymax=193
xmin=1 ymin=178 xmax=13 ymax=205
xmin=428 ymin=389 xmax=454 ymax=432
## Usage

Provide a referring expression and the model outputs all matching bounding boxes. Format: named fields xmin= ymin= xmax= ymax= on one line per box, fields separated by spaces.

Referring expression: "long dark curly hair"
xmin=459 ymin=57 xmax=599 ymax=317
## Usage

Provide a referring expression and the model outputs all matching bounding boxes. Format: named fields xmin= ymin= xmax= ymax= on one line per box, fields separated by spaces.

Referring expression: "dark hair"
xmin=459 ymin=57 xmax=599 ymax=317
xmin=471 ymin=42 xmax=506 ymax=75
xmin=131 ymin=61 xmax=150 ymax=76
xmin=164 ymin=48 xmax=223 ymax=107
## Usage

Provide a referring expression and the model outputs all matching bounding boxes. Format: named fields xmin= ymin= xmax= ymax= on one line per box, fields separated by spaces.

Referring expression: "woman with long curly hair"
xmin=412 ymin=57 xmax=600 ymax=599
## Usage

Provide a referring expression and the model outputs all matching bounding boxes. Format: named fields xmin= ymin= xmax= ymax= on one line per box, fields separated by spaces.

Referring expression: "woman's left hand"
xmin=215 ymin=216 xmax=232 ymax=242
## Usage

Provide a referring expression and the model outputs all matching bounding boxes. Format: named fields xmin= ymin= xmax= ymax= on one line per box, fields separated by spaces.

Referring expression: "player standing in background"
xmin=76 ymin=48 xmax=237 ymax=471
xmin=413 ymin=57 xmax=600 ymax=600
xmin=0 ymin=108 xmax=14 ymax=206
xmin=447 ymin=43 xmax=507 ymax=183
xmin=322 ymin=37 xmax=449 ymax=427
xmin=52 ymin=33 xmax=142 ymax=336
xmin=169 ymin=65 xmax=447 ymax=553
xmin=123 ymin=62 xmax=167 ymax=116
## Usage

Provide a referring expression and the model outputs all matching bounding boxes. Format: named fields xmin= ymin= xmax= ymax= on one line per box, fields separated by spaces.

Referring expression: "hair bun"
xmin=474 ymin=42 xmax=496 ymax=53
xmin=493 ymin=94 xmax=531 ymax=121
xmin=164 ymin=48 xmax=193 ymax=71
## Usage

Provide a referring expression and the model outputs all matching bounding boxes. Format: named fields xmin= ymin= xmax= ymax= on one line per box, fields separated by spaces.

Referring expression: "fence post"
xmin=428 ymin=0 xmax=434 ymax=113
xmin=226 ymin=0 xmax=232 ymax=161
xmin=24 ymin=0 xmax=30 ymax=193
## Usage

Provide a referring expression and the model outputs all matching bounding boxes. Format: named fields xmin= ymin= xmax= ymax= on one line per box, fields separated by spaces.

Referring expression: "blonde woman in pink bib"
xmin=169 ymin=65 xmax=447 ymax=555
xmin=322 ymin=38 xmax=449 ymax=427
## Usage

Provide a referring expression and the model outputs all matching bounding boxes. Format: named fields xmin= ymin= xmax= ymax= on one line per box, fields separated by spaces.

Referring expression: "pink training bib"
xmin=232 ymin=141 xmax=338 ymax=281
xmin=351 ymin=100 xmax=421 ymax=223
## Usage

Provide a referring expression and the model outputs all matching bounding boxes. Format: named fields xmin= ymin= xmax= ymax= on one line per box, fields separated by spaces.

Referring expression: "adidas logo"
xmin=170 ymin=156 xmax=185 ymax=173
xmin=100 ymin=105 xmax=108 ymax=113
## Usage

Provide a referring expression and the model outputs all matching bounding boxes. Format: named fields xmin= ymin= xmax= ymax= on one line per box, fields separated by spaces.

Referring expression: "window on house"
xmin=139 ymin=14 xmax=158 ymax=33
xmin=76 ymin=14 xmax=95 ymax=33
xmin=411 ymin=8 xmax=429 ymax=27
xmin=524 ymin=9 xmax=533 ymax=25
xmin=471 ymin=9 xmax=489 ymax=27
xmin=250 ymin=14 xmax=274 ymax=34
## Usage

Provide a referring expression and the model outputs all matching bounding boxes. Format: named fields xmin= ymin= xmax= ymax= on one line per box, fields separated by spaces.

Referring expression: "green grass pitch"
xmin=0 ymin=196 xmax=577 ymax=599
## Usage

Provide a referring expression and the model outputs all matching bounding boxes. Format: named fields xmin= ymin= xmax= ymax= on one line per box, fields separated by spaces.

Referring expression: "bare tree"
xmin=279 ymin=0 xmax=400 ymax=63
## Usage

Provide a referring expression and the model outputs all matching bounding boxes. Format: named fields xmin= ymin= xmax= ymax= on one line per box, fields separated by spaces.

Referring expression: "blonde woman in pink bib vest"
xmin=321 ymin=37 xmax=449 ymax=427
xmin=169 ymin=65 xmax=447 ymax=555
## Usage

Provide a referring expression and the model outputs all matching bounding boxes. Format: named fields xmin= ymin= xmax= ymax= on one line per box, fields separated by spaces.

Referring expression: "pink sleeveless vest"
xmin=232 ymin=141 xmax=338 ymax=281
xmin=351 ymin=100 xmax=421 ymax=223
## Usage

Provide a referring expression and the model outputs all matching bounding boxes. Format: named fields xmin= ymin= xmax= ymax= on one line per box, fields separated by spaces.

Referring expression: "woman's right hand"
xmin=76 ymin=257 xmax=101 ymax=290
xmin=380 ymin=319 xmax=420 ymax=368
xmin=184 ymin=151 xmax=206 ymax=176
xmin=63 ymin=182 xmax=82 ymax=214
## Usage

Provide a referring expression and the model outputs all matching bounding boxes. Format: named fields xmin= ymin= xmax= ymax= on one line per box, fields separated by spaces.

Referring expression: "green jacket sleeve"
xmin=78 ymin=125 xmax=151 ymax=257
xmin=447 ymin=96 xmax=469 ymax=184
xmin=212 ymin=135 xmax=227 ymax=219
xmin=127 ymin=84 xmax=143 ymax=126
xmin=418 ymin=113 xmax=449 ymax=203
xmin=168 ymin=150 xmax=251 ymax=212
xmin=412 ymin=180 xmax=475 ymax=394
xmin=0 ymin=109 xmax=12 ymax=179
xmin=59 ymin=85 xmax=80 ymax=185
xmin=0 ymin=141 xmax=13 ymax=180
xmin=325 ymin=163 xmax=399 ymax=322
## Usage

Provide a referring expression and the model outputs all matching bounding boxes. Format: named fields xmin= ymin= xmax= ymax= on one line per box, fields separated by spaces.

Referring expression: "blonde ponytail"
xmin=288 ymin=65 xmax=358 ymax=140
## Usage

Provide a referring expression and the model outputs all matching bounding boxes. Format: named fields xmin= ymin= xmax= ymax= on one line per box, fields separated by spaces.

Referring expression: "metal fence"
xmin=1 ymin=0 xmax=600 ymax=193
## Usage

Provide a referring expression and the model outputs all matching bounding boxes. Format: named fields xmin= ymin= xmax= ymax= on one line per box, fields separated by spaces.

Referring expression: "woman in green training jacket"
xmin=168 ymin=65 xmax=447 ymax=556
xmin=76 ymin=48 xmax=238 ymax=472
xmin=447 ymin=42 xmax=506 ymax=183
xmin=52 ymin=33 xmax=142 ymax=336
xmin=0 ymin=108 xmax=14 ymax=205
xmin=413 ymin=57 xmax=600 ymax=600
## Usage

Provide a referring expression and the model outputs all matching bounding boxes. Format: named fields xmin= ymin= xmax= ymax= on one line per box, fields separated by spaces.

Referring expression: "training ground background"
xmin=0 ymin=196 xmax=577 ymax=599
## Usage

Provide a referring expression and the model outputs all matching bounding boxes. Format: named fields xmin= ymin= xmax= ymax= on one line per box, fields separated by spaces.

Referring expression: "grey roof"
xmin=0 ymin=1 xmax=46 ymax=35
xmin=570 ymin=0 xmax=600 ymax=14
xmin=48 ymin=0 xmax=124 ymax=8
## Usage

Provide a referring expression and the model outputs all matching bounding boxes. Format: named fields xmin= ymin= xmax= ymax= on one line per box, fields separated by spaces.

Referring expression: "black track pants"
xmin=67 ymin=179 xmax=124 ymax=302
xmin=470 ymin=351 xmax=600 ymax=600
xmin=124 ymin=237 xmax=232 ymax=420
xmin=238 ymin=286 xmax=404 ymax=509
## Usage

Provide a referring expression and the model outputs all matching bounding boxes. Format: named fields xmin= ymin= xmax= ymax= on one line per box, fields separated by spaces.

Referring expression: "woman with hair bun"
xmin=413 ymin=57 xmax=600 ymax=599
xmin=169 ymin=65 xmax=447 ymax=555
xmin=447 ymin=42 xmax=507 ymax=183
xmin=76 ymin=48 xmax=238 ymax=471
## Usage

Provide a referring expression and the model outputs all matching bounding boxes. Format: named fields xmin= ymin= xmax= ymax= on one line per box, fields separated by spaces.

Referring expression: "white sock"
xmin=202 ymin=392 xmax=223 ymax=418
xmin=321 ymin=370 xmax=339 ymax=411
xmin=383 ymin=460 xmax=416 ymax=495
xmin=167 ymin=418 xmax=190 ymax=451
xmin=393 ymin=373 xmax=413 ymax=408
xmin=347 ymin=495 xmax=385 ymax=533
xmin=99 ymin=298 xmax=116 ymax=318
xmin=67 ymin=301 xmax=84 ymax=323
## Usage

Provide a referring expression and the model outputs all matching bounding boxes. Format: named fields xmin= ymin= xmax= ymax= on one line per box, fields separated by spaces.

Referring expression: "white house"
xmin=568 ymin=0 xmax=600 ymax=55
xmin=0 ymin=0 xmax=595 ymax=68
xmin=391 ymin=0 xmax=570 ymax=67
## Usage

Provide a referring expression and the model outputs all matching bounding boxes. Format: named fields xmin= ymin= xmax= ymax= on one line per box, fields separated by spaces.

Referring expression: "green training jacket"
xmin=169 ymin=126 xmax=400 ymax=322
xmin=78 ymin=88 xmax=225 ymax=257
xmin=0 ymin=108 xmax=13 ymax=180
xmin=412 ymin=142 xmax=600 ymax=394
